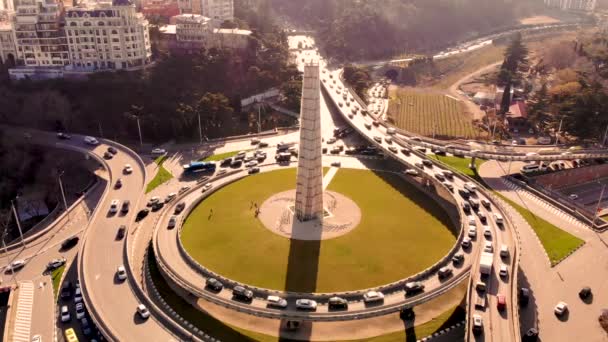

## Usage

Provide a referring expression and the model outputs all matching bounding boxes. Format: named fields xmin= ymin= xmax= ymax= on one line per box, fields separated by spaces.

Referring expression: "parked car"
xmin=114 ymin=178 xmax=122 ymax=189
xmin=57 ymin=132 xmax=72 ymax=140
xmin=103 ymin=151 xmax=113 ymax=160
xmin=121 ymin=200 xmax=130 ymax=214
xmin=266 ymin=295 xmax=287 ymax=309
xmin=499 ymin=264 xmax=508 ymax=278
xmin=295 ymin=299 xmax=317 ymax=311
xmin=438 ymin=266 xmax=453 ymax=280
xmin=452 ymin=253 xmax=464 ymax=265
xmin=497 ymin=294 xmax=506 ymax=311
xmin=107 ymin=146 xmax=117 ymax=155
xmin=579 ymin=287 xmax=592 ymax=300
xmin=60 ymin=281 xmax=72 ymax=299
xmin=519 ymin=287 xmax=530 ymax=306
xmin=73 ymin=287 xmax=82 ymax=303
xmin=6 ymin=259 xmax=26 ymax=273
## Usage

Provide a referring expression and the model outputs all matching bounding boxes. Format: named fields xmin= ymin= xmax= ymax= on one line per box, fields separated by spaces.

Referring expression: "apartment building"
xmin=177 ymin=0 xmax=232 ymax=22
xmin=544 ymin=0 xmax=597 ymax=11
xmin=0 ymin=20 xmax=16 ymax=65
xmin=168 ymin=12 xmax=248 ymax=53
xmin=12 ymin=0 xmax=70 ymax=67
xmin=0 ymin=0 xmax=15 ymax=12
xmin=64 ymin=0 xmax=152 ymax=71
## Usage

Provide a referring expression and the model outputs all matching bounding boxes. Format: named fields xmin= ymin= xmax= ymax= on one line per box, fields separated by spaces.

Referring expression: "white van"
xmin=494 ymin=213 xmax=504 ymax=224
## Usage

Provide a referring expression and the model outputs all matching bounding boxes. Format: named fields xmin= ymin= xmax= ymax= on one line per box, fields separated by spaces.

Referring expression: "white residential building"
xmin=12 ymin=0 xmax=70 ymax=67
xmin=544 ymin=0 xmax=597 ymax=11
xmin=64 ymin=0 xmax=152 ymax=71
xmin=171 ymin=13 xmax=249 ymax=52
xmin=0 ymin=0 xmax=15 ymax=12
xmin=0 ymin=20 xmax=16 ymax=65
xmin=178 ymin=0 xmax=232 ymax=22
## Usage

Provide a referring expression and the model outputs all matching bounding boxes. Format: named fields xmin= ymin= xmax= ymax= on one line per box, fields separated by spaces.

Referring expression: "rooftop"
xmin=159 ymin=24 xmax=176 ymax=35
xmin=173 ymin=13 xmax=211 ymax=24
xmin=213 ymin=28 xmax=252 ymax=36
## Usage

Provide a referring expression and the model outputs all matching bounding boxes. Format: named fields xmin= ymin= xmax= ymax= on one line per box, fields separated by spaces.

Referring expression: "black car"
xmin=151 ymin=202 xmax=164 ymax=212
xmin=404 ymin=282 xmax=425 ymax=295
xmin=579 ymin=286 xmax=592 ymax=300
xmin=248 ymin=167 xmax=260 ymax=175
xmin=107 ymin=146 xmax=118 ymax=155
xmin=230 ymin=160 xmax=243 ymax=168
xmin=452 ymin=253 xmax=464 ymax=265
xmin=61 ymin=236 xmax=80 ymax=250
xmin=114 ymin=179 xmax=123 ymax=189
xmin=459 ymin=189 xmax=471 ymax=200
xmin=116 ymin=225 xmax=126 ymax=240
xmin=400 ymin=148 xmax=410 ymax=156
xmin=57 ymin=132 xmax=71 ymax=140
xmin=322 ymin=147 xmax=328 ymax=154
xmin=121 ymin=200 xmax=130 ymax=214
xmin=103 ymin=152 xmax=113 ymax=160
xmin=60 ymin=281 xmax=72 ymax=299
xmin=519 ymin=287 xmax=530 ymax=306
xmin=205 ymin=278 xmax=223 ymax=292
xmin=328 ymin=297 xmax=348 ymax=310
xmin=135 ymin=209 xmax=149 ymax=222
xmin=259 ymin=142 xmax=269 ymax=148
xmin=220 ymin=158 xmax=233 ymax=167
xmin=174 ymin=202 xmax=186 ymax=214
xmin=523 ymin=328 xmax=538 ymax=342
xmin=232 ymin=286 xmax=253 ymax=302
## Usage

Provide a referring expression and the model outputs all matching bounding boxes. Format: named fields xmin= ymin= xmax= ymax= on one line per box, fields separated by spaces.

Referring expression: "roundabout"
xmin=179 ymin=168 xmax=457 ymax=293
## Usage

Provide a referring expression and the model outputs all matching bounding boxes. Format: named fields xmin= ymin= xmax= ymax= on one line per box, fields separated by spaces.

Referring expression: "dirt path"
xmin=447 ymin=62 xmax=501 ymax=121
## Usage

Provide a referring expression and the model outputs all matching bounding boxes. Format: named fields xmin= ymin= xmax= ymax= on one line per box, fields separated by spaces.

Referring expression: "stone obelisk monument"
xmin=294 ymin=63 xmax=324 ymax=222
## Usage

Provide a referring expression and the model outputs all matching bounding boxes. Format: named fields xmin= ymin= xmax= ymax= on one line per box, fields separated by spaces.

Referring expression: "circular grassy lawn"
xmin=180 ymin=168 xmax=456 ymax=293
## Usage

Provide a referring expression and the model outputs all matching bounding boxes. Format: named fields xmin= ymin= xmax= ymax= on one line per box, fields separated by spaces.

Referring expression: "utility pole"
xmin=555 ymin=117 xmax=563 ymax=147
xmin=10 ymin=200 xmax=25 ymax=247
xmin=136 ymin=116 xmax=143 ymax=146
xmin=58 ymin=172 xmax=69 ymax=221
xmin=197 ymin=113 xmax=203 ymax=145
xmin=2 ymin=238 xmax=18 ymax=287
xmin=603 ymin=124 xmax=608 ymax=147
xmin=258 ymin=105 xmax=262 ymax=134
xmin=594 ymin=184 xmax=606 ymax=226
xmin=98 ymin=122 xmax=104 ymax=138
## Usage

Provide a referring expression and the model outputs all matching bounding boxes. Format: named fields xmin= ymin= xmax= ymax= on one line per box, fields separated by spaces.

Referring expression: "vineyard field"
xmin=387 ymin=89 xmax=479 ymax=139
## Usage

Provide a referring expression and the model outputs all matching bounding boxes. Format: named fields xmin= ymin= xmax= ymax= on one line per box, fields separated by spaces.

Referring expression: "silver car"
xmin=295 ymin=299 xmax=317 ymax=310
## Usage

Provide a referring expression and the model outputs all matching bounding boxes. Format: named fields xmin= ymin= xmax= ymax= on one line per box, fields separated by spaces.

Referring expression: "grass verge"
xmin=181 ymin=168 xmax=455 ymax=293
xmin=429 ymin=155 xmax=484 ymax=184
xmin=497 ymin=195 xmax=584 ymax=265
xmin=146 ymin=155 xmax=173 ymax=193
xmin=51 ymin=265 xmax=66 ymax=297
xmin=202 ymin=151 xmax=241 ymax=162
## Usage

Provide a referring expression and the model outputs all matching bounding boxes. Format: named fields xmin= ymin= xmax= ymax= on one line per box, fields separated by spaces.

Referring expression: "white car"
xmin=84 ymin=136 xmax=99 ymax=145
xmin=554 ymin=301 xmax=568 ymax=316
xmin=137 ymin=304 xmax=150 ymax=319
xmin=6 ymin=259 xmax=26 ymax=272
xmin=462 ymin=236 xmax=471 ymax=248
xmin=295 ymin=299 xmax=317 ymax=310
xmin=363 ymin=291 xmax=384 ymax=303
xmin=499 ymin=264 xmax=508 ymax=278
xmin=116 ymin=265 xmax=127 ymax=281
xmin=569 ymin=194 xmax=578 ymax=200
xmin=75 ymin=302 xmax=86 ymax=319
xmin=266 ymin=295 xmax=288 ymax=309
xmin=165 ymin=193 xmax=177 ymax=203
xmin=109 ymin=200 xmax=120 ymax=214
xmin=468 ymin=216 xmax=476 ymax=226
xmin=468 ymin=226 xmax=477 ymax=238
xmin=74 ymin=287 xmax=82 ymax=303
xmin=151 ymin=148 xmax=166 ymax=155
xmin=202 ymin=183 xmax=213 ymax=192
xmin=484 ymin=242 xmax=493 ymax=253
xmin=123 ymin=164 xmax=133 ymax=174
xmin=472 ymin=314 xmax=483 ymax=334
xmin=245 ymin=161 xmax=258 ymax=168
xmin=60 ymin=305 xmax=71 ymax=322
xmin=404 ymin=169 xmax=419 ymax=176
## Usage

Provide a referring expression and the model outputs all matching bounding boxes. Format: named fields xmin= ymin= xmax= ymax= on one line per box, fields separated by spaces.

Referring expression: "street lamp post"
xmin=197 ymin=113 xmax=203 ymax=145
xmin=136 ymin=116 xmax=143 ymax=146
xmin=555 ymin=117 xmax=563 ymax=147
xmin=2 ymin=237 xmax=18 ymax=287
xmin=603 ymin=124 xmax=608 ymax=147
xmin=58 ymin=172 xmax=69 ymax=221
xmin=594 ymin=184 xmax=606 ymax=226
xmin=10 ymin=200 xmax=25 ymax=247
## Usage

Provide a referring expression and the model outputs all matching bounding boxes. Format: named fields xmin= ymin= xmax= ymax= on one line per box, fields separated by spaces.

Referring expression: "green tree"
xmin=527 ymin=83 xmax=552 ymax=131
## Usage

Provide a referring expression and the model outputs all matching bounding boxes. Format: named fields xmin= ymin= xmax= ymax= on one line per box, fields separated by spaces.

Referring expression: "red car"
xmin=497 ymin=294 xmax=506 ymax=311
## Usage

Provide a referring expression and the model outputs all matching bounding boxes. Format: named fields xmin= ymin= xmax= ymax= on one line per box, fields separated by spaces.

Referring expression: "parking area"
xmin=559 ymin=177 xmax=608 ymax=213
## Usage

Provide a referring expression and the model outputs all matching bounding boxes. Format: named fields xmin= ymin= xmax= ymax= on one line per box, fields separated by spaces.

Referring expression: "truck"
xmin=182 ymin=161 xmax=216 ymax=173
xmin=479 ymin=252 xmax=494 ymax=276
xmin=275 ymin=152 xmax=292 ymax=162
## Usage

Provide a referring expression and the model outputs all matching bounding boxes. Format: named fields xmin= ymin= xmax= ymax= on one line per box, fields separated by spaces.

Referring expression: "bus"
xmin=182 ymin=161 xmax=216 ymax=173
xmin=64 ymin=328 xmax=79 ymax=342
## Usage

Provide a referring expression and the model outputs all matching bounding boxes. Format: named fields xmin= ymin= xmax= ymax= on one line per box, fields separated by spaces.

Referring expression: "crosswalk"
xmin=501 ymin=178 xmax=590 ymax=230
xmin=13 ymin=281 xmax=34 ymax=342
